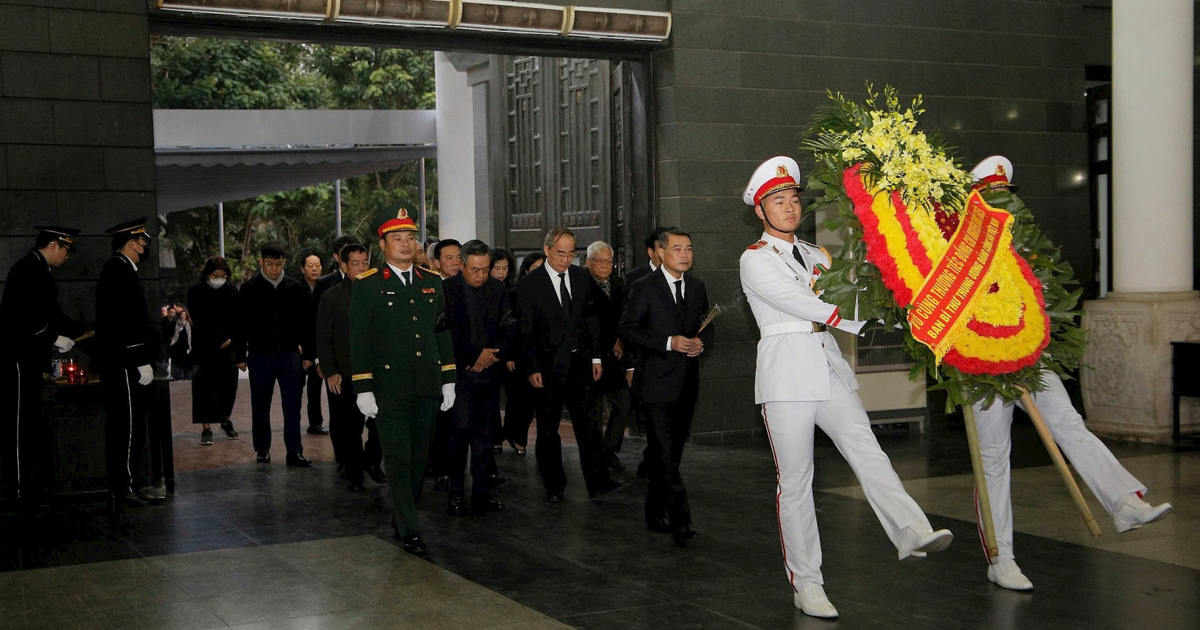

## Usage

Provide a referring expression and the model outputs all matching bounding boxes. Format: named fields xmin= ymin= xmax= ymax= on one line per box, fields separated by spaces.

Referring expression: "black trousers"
xmin=304 ymin=364 xmax=324 ymax=429
xmin=0 ymin=356 xmax=48 ymax=501
xmin=328 ymin=380 xmax=381 ymax=477
xmin=449 ymin=372 xmax=500 ymax=499
xmin=427 ymin=409 xmax=452 ymax=479
xmin=598 ymin=385 xmax=632 ymax=458
xmin=191 ymin=354 xmax=238 ymax=425
xmin=644 ymin=375 xmax=699 ymax=531
xmin=502 ymin=368 xmax=536 ymax=447
xmin=100 ymin=367 xmax=151 ymax=497
xmin=534 ymin=371 xmax=608 ymax=495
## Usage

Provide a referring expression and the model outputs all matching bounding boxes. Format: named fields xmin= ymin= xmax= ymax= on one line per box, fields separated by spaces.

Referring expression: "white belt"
xmin=760 ymin=321 xmax=827 ymax=337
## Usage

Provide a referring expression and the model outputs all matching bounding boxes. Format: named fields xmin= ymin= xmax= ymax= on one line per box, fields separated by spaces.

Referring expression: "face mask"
xmin=207 ymin=277 xmax=227 ymax=289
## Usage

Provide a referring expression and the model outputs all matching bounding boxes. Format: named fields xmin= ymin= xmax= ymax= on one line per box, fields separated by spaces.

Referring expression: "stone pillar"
xmin=433 ymin=52 xmax=479 ymax=242
xmin=1082 ymin=0 xmax=1200 ymax=441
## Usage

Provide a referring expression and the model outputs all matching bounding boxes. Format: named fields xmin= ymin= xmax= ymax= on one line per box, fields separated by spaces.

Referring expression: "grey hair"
xmin=655 ymin=227 xmax=690 ymax=249
xmin=586 ymin=241 xmax=613 ymax=259
xmin=543 ymin=226 xmax=576 ymax=248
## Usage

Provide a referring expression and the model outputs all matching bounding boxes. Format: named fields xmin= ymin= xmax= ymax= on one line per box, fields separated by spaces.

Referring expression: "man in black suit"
xmin=96 ymin=218 xmax=160 ymax=507
xmin=585 ymin=240 xmax=631 ymax=472
xmin=316 ymin=242 xmax=384 ymax=490
xmin=311 ymin=235 xmax=361 ymax=452
xmin=0 ymin=226 xmax=82 ymax=504
xmin=621 ymin=227 xmax=668 ymax=479
xmin=516 ymin=227 xmax=619 ymax=502
xmin=443 ymin=240 xmax=512 ymax=515
xmin=300 ymin=251 xmax=328 ymax=436
xmin=619 ymin=228 xmax=712 ymax=545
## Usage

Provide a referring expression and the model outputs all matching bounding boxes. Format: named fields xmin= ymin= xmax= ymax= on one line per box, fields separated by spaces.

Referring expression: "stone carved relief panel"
xmin=1081 ymin=313 xmax=1139 ymax=409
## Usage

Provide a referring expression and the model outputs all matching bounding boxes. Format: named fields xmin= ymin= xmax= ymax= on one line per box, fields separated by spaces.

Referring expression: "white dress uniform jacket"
xmin=739 ymin=232 xmax=866 ymax=403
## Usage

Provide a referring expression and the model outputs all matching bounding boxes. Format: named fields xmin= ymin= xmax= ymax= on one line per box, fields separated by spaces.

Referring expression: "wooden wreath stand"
xmin=963 ymin=386 xmax=1102 ymax=559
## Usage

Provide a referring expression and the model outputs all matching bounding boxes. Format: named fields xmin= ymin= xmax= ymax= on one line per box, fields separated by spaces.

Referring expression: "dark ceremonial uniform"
xmin=0 ymin=243 xmax=81 ymax=501
xmin=96 ymin=251 xmax=157 ymax=500
xmin=350 ymin=263 xmax=456 ymax=538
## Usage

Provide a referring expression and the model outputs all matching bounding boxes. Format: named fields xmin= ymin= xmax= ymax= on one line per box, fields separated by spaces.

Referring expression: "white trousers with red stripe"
xmin=762 ymin=367 xmax=933 ymax=588
xmin=972 ymin=371 xmax=1146 ymax=562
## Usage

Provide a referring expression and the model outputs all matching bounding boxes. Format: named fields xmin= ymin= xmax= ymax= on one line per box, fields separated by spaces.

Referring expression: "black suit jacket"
xmin=443 ymin=274 xmax=513 ymax=379
xmin=515 ymin=264 xmax=602 ymax=382
xmin=592 ymin=274 xmax=625 ymax=390
xmin=0 ymin=250 xmax=80 ymax=364
xmin=619 ymin=262 xmax=655 ymax=371
xmin=186 ymin=281 xmax=240 ymax=364
xmin=315 ymin=277 xmax=354 ymax=381
xmin=236 ymin=272 xmax=312 ymax=362
xmin=95 ymin=253 xmax=156 ymax=371
xmin=619 ymin=269 xmax=713 ymax=404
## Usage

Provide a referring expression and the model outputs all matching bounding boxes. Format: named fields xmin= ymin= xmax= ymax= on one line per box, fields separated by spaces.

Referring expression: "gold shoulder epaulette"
xmin=747 ymin=240 xmax=768 ymax=250
xmin=355 ymin=268 xmax=379 ymax=280
xmin=419 ymin=266 xmax=438 ymax=276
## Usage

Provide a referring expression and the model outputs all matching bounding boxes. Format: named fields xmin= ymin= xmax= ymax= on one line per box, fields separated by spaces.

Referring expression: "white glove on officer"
xmin=356 ymin=392 xmax=379 ymax=418
xmin=136 ymin=364 xmax=153 ymax=386
xmin=440 ymin=383 xmax=456 ymax=411
xmin=54 ymin=335 xmax=74 ymax=353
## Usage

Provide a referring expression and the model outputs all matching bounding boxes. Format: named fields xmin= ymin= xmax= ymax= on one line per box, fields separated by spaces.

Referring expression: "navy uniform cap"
xmin=33 ymin=225 xmax=80 ymax=251
xmin=105 ymin=217 xmax=151 ymax=239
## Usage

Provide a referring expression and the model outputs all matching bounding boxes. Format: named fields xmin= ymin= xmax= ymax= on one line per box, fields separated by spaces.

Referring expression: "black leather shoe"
xmin=636 ymin=461 xmax=653 ymax=479
xmin=493 ymin=445 xmax=504 ymax=455
xmin=121 ymin=490 xmax=150 ymax=507
xmin=256 ymin=451 xmax=271 ymax=464
xmin=673 ymin=524 xmax=697 ymax=546
xmin=546 ymin=490 xmax=563 ymax=503
xmin=646 ymin=516 xmax=671 ymax=533
xmin=286 ymin=453 xmax=313 ymax=467
xmin=472 ymin=497 xmax=504 ymax=515
xmin=433 ymin=476 xmax=449 ymax=491
xmin=306 ymin=427 xmax=329 ymax=435
xmin=402 ymin=534 xmax=427 ymax=555
xmin=447 ymin=492 xmax=469 ymax=516
xmin=366 ymin=466 xmax=388 ymax=484
xmin=608 ymin=455 xmax=627 ymax=472
xmin=484 ymin=475 xmax=510 ymax=489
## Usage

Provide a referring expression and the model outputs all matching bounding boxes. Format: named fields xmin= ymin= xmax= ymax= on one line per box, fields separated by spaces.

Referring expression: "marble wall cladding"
xmin=0 ymin=1 xmax=157 ymax=325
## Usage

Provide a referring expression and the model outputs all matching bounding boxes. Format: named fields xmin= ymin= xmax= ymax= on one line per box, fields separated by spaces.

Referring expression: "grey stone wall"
xmin=0 ymin=0 xmax=158 ymax=325
xmin=655 ymin=0 xmax=1091 ymax=441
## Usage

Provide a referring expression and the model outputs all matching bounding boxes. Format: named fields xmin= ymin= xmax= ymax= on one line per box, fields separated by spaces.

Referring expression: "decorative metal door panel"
xmin=555 ymin=58 xmax=606 ymax=247
xmin=505 ymin=56 xmax=545 ymax=247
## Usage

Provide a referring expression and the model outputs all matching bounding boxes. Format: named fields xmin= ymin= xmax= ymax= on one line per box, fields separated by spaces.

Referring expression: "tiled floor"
xmin=2 ymin=380 xmax=1198 ymax=629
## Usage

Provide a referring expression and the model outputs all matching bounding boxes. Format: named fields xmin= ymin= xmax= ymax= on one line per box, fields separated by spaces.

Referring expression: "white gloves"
xmin=136 ymin=364 xmax=153 ymax=386
xmin=357 ymin=392 xmax=379 ymax=418
xmin=440 ymin=383 xmax=456 ymax=411
xmin=54 ymin=335 xmax=74 ymax=353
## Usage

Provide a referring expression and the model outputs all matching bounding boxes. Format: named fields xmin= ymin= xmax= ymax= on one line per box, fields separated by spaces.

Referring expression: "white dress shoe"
xmin=897 ymin=525 xmax=954 ymax=560
xmin=794 ymin=581 xmax=838 ymax=619
xmin=1112 ymin=494 xmax=1172 ymax=533
xmin=987 ymin=558 xmax=1033 ymax=591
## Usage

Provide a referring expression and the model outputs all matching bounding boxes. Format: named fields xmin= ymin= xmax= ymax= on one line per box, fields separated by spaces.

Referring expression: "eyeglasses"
xmin=588 ymin=258 xmax=613 ymax=265
xmin=550 ymin=250 xmax=578 ymax=261
xmin=261 ymin=260 xmax=286 ymax=269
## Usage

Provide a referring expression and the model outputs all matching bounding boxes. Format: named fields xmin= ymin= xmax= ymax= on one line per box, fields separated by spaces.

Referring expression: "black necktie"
xmin=792 ymin=244 xmax=808 ymax=270
xmin=559 ymin=272 xmax=571 ymax=314
xmin=674 ymin=279 xmax=686 ymax=315
xmin=406 ymin=270 xmax=412 ymax=286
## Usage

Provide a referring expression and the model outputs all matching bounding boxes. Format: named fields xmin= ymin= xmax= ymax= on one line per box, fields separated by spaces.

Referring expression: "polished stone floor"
xmin=1 ymin=380 xmax=1197 ymax=629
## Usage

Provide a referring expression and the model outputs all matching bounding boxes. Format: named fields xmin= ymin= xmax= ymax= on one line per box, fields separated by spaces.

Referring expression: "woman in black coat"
xmin=498 ymin=251 xmax=546 ymax=457
xmin=187 ymin=257 xmax=241 ymax=446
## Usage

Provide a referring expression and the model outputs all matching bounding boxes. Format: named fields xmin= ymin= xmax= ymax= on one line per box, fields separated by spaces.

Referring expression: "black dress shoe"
xmin=366 ymin=466 xmax=388 ymax=484
xmin=673 ymin=524 xmax=697 ymax=546
xmin=646 ymin=516 xmax=671 ymax=533
xmin=336 ymin=463 xmax=345 ymax=473
xmin=471 ymin=497 xmax=504 ymax=515
xmin=636 ymin=461 xmax=653 ymax=479
xmin=433 ymin=476 xmax=449 ymax=491
xmin=484 ymin=475 xmax=510 ymax=489
xmin=286 ymin=453 xmax=313 ymax=467
xmin=447 ymin=492 xmax=469 ymax=516
xmin=402 ymin=534 xmax=427 ymax=555
xmin=546 ymin=490 xmax=563 ymax=503
xmin=608 ymin=455 xmax=627 ymax=472
xmin=492 ymin=445 xmax=504 ymax=455
xmin=256 ymin=451 xmax=271 ymax=464
xmin=306 ymin=427 xmax=329 ymax=435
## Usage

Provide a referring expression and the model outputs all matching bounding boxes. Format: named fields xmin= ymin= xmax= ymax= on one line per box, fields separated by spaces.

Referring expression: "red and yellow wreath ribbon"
xmin=844 ymin=164 xmax=1049 ymax=374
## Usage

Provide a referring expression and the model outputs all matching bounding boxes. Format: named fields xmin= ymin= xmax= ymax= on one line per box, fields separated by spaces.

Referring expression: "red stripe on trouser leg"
xmin=763 ymin=405 xmax=798 ymax=593
xmin=974 ymin=486 xmax=994 ymax=565
xmin=1136 ymin=491 xmax=1144 ymax=499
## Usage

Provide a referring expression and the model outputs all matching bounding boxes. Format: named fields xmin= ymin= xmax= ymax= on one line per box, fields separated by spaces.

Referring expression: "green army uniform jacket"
xmin=349 ymin=265 xmax=456 ymax=397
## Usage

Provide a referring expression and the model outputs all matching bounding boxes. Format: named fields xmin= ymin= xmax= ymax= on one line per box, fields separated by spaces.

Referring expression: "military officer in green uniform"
xmin=351 ymin=203 xmax=456 ymax=555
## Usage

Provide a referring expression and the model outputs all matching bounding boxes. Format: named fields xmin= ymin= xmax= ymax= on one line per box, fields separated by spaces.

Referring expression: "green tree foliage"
xmin=151 ymin=37 xmax=438 ymax=301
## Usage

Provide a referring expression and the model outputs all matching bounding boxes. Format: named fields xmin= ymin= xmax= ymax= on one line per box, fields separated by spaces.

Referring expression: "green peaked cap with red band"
xmin=375 ymin=202 xmax=419 ymax=237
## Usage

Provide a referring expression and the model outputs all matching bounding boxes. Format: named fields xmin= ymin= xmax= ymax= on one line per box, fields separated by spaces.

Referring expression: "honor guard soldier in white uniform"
xmin=739 ymin=156 xmax=953 ymax=619
xmin=968 ymin=156 xmax=1173 ymax=591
